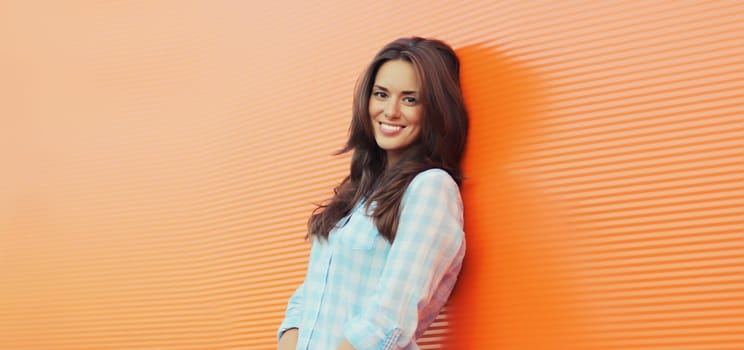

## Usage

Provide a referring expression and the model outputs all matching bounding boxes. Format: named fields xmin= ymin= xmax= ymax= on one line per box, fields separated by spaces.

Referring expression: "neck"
xmin=385 ymin=151 xmax=402 ymax=169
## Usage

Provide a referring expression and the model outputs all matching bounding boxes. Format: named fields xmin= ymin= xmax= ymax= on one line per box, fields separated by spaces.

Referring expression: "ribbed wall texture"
xmin=1 ymin=1 xmax=742 ymax=349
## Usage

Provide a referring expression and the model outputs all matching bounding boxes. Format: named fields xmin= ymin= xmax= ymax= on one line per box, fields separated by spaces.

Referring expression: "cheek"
xmin=368 ymin=100 xmax=381 ymax=116
xmin=408 ymin=107 xmax=424 ymax=125
xmin=408 ymin=110 xmax=423 ymax=138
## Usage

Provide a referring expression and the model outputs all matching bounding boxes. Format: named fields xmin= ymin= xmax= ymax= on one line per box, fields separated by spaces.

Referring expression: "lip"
xmin=378 ymin=121 xmax=406 ymax=137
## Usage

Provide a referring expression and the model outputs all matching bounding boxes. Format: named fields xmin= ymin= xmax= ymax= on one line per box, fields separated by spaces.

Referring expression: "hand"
xmin=336 ymin=338 xmax=355 ymax=350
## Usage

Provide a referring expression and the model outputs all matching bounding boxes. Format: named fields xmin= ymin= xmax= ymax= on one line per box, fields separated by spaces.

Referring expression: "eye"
xmin=372 ymin=91 xmax=388 ymax=99
xmin=402 ymin=96 xmax=418 ymax=105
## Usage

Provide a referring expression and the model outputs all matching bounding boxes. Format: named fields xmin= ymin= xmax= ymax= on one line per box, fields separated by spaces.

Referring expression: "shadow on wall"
xmin=447 ymin=44 xmax=590 ymax=349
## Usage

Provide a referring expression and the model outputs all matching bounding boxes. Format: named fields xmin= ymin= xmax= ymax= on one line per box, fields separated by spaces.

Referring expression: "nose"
xmin=383 ymin=99 xmax=401 ymax=119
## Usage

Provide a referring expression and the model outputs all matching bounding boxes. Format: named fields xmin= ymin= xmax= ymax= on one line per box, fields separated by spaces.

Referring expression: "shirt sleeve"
xmin=277 ymin=281 xmax=305 ymax=342
xmin=342 ymin=169 xmax=465 ymax=349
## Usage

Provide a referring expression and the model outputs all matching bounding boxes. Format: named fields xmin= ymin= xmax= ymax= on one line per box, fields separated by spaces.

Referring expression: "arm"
xmin=277 ymin=282 xmax=305 ymax=346
xmin=341 ymin=169 xmax=465 ymax=349
xmin=278 ymin=238 xmax=314 ymax=347
xmin=277 ymin=328 xmax=298 ymax=350
xmin=336 ymin=338 xmax=355 ymax=350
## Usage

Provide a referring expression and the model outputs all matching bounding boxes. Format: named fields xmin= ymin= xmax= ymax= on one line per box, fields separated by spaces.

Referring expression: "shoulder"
xmin=403 ymin=168 xmax=461 ymax=204
xmin=408 ymin=168 xmax=459 ymax=192
xmin=401 ymin=168 xmax=464 ymax=228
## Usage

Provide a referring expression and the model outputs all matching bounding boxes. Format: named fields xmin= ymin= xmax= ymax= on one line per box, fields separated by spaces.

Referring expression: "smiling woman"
xmin=369 ymin=60 xmax=423 ymax=167
xmin=277 ymin=37 xmax=469 ymax=350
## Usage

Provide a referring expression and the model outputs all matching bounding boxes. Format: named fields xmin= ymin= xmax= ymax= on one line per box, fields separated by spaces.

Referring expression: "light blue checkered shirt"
xmin=278 ymin=169 xmax=466 ymax=349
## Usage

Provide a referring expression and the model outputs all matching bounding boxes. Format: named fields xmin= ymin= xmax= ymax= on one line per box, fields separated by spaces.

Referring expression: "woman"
xmin=277 ymin=37 xmax=469 ymax=350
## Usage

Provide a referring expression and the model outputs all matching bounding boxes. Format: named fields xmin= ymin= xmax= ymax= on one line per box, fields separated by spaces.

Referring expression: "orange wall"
xmin=1 ymin=1 xmax=742 ymax=349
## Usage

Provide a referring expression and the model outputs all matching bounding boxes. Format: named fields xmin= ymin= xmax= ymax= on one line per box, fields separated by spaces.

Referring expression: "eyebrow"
xmin=373 ymin=85 xmax=418 ymax=95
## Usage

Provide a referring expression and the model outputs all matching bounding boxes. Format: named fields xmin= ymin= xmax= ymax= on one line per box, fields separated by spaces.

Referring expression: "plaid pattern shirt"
xmin=278 ymin=169 xmax=466 ymax=349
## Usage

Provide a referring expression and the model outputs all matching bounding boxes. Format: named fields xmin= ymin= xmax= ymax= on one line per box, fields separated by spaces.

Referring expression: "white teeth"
xmin=380 ymin=122 xmax=404 ymax=132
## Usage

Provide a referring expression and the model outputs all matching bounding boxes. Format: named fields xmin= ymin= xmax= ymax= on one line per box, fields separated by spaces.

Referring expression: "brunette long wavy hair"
xmin=308 ymin=37 xmax=469 ymax=243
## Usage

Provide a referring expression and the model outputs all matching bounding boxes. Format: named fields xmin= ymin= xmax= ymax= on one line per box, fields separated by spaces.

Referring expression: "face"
xmin=369 ymin=59 xmax=423 ymax=166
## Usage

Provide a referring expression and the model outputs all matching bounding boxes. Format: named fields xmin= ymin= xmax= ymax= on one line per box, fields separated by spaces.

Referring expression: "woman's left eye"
xmin=403 ymin=97 xmax=418 ymax=104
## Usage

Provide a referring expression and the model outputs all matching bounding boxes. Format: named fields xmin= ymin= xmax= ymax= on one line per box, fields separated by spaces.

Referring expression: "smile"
xmin=378 ymin=121 xmax=406 ymax=137
xmin=379 ymin=122 xmax=405 ymax=131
